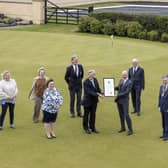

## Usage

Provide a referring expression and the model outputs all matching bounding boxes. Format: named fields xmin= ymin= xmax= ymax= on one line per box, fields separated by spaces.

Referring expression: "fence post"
xmin=44 ymin=0 xmax=47 ymax=24
xmin=77 ymin=8 xmax=79 ymax=24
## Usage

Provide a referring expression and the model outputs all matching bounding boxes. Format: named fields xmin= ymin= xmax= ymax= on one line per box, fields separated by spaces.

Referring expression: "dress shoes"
xmin=70 ymin=114 xmax=75 ymax=118
xmin=92 ymin=129 xmax=100 ymax=134
xmin=163 ymin=137 xmax=168 ymax=141
xmin=131 ymin=111 xmax=136 ymax=114
xmin=118 ymin=129 xmax=126 ymax=133
xmin=10 ymin=124 xmax=15 ymax=129
xmin=77 ymin=114 xmax=83 ymax=118
xmin=160 ymin=136 xmax=164 ymax=139
xmin=127 ymin=130 xmax=133 ymax=136
xmin=137 ymin=113 xmax=141 ymax=116
xmin=0 ymin=127 xmax=3 ymax=130
xmin=85 ymin=129 xmax=91 ymax=134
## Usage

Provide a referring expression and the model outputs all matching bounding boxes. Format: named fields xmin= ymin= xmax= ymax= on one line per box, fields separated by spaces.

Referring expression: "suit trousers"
xmin=33 ymin=96 xmax=43 ymax=122
xmin=0 ymin=102 xmax=15 ymax=127
xmin=131 ymin=85 xmax=142 ymax=113
xmin=83 ymin=103 xmax=97 ymax=130
xmin=160 ymin=112 xmax=165 ymax=136
xmin=162 ymin=111 xmax=168 ymax=138
xmin=69 ymin=87 xmax=82 ymax=115
xmin=117 ymin=102 xmax=133 ymax=131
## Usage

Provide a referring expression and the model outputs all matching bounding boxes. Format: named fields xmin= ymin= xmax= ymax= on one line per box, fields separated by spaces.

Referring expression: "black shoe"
xmin=160 ymin=136 xmax=164 ymax=139
xmin=77 ymin=114 xmax=83 ymax=118
xmin=0 ymin=127 xmax=3 ymax=130
xmin=127 ymin=130 xmax=133 ymax=136
xmin=163 ymin=137 xmax=168 ymax=141
xmin=137 ymin=113 xmax=141 ymax=116
xmin=118 ymin=129 xmax=126 ymax=133
xmin=85 ymin=129 xmax=91 ymax=134
xmin=92 ymin=129 xmax=100 ymax=134
xmin=70 ymin=114 xmax=75 ymax=118
xmin=131 ymin=111 xmax=136 ymax=114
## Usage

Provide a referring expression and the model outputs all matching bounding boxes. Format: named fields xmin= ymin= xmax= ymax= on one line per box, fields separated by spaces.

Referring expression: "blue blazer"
xmin=158 ymin=85 xmax=168 ymax=112
xmin=81 ymin=78 xmax=101 ymax=107
xmin=115 ymin=79 xmax=132 ymax=104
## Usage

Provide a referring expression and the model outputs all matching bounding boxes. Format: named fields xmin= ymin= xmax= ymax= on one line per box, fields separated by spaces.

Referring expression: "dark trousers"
xmin=0 ymin=103 xmax=15 ymax=127
xmin=117 ymin=102 xmax=133 ymax=131
xmin=83 ymin=103 xmax=97 ymax=130
xmin=69 ymin=87 xmax=82 ymax=115
xmin=161 ymin=112 xmax=165 ymax=136
xmin=161 ymin=111 xmax=168 ymax=138
xmin=131 ymin=85 xmax=142 ymax=113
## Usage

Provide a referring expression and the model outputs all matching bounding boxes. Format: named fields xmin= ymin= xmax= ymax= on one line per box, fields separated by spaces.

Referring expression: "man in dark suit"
xmin=82 ymin=70 xmax=104 ymax=134
xmin=115 ymin=70 xmax=133 ymax=136
xmin=65 ymin=56 xmax=84 ymax=118
xmin=158 ymin=75 xmax=168 ymax=141
xmin=128 ymin=58 xmax=145 ymax=116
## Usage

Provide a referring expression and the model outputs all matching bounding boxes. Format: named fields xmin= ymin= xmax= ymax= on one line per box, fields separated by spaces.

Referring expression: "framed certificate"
xmin=103 ymin=78 xmax=115 ymax=97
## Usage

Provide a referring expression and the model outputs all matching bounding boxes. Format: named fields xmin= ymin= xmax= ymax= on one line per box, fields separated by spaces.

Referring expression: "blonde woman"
xmin=0 ymin=70 xmax=18 ymax=130
xmin=29 ymin=67 xmax=48 ymax=123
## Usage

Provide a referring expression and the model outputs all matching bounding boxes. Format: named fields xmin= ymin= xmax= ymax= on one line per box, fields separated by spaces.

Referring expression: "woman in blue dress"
xmin=42 ymin=79 xmax=63 ymax=139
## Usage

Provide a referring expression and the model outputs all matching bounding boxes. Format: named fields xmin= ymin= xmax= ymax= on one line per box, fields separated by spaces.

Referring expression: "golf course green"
xmin=0 ymin=24 xmax=168 ymax=168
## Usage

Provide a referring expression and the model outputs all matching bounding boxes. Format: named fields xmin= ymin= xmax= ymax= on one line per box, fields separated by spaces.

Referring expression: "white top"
xmin=0 ymin=79 xmax=18 ymax=101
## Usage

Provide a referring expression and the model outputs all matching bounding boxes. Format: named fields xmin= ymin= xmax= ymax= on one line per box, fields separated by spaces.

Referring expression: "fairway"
xmin=0 ymin=25 xmax=168 ymax=168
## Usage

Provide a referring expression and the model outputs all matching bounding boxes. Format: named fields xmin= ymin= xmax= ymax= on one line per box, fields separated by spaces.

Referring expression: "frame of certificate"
xmin=103 ymin=78 xmax=115 ymax=97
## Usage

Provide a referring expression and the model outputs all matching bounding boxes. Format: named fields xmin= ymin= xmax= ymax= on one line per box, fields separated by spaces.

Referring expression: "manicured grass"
xmin=0 ymin=24 xmax=168 ymax=168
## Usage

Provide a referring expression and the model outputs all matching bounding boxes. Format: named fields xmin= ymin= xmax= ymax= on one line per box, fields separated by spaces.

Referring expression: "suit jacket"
xmin=128 ymin=66 xmax=145 ymax=90
xmin=158 ymin=85 xmax=168 ymax=112
xmin=82 ymin=78 xmax=101 ymax=107
xmin=64 ymin=64 xmax=84 ymax=89
xmin=115 ymin=79 xmax=132 ymax=104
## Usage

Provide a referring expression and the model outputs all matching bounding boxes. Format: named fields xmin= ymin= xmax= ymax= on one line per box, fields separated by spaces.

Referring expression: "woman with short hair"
xmin=42 ymin=79 xmax=63 ymax=139
xmin=0 ymin=70 xmax=18 ymax=130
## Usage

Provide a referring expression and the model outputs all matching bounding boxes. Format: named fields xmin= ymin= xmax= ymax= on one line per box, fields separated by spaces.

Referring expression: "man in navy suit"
xmin=115 ymin=70 xmax=133 ymax=136
xmin=158 ymin=75 xmax=168 ymax=141
xmin=82 ymin=70 xmax=104 ymax=134
xmin=65 ymin=56 xmax=84 ymax=118
xmin=128 ymin=58 xmax=145 ymax=116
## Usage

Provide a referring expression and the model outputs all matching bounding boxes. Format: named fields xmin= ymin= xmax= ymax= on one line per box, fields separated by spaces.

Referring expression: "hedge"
xmin=78 ymin=14 xmax=168 ymax=42
xmin=90 ymin=12 xmax=168 ymax=34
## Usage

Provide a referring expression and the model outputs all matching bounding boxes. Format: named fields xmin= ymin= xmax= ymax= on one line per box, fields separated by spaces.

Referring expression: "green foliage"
xmin=101 ymin=20 xmax=115 ymax=35
xmin=147 ymin=30 xmax=159 ymax=41
xmin=126 ymin=21 xmax=143 ymax=38
xmin=161 ymin=33 xmax=168 ymax=42
xmin=89 ymin=18 xmax=102 ymax=34
xmin=90 ymin=12 xmax=168 ymax=33
xmin=114 ymin=20 xmax=128 ymax=36
xmin=138 ymin=30 xmax=147 ymax=40
xmin=78 ymin=16 xmax=95 ymax=32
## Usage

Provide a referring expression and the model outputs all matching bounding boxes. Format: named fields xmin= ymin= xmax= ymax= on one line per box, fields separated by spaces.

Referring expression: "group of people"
xmin=64 ymin=56 xmax=145 ymax=136
xmin=0 ymin=55 xmax=167 ymax=141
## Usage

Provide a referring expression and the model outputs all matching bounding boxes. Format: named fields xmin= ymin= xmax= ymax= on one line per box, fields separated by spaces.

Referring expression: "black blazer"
xmin=158 ymin=85 xmax=168 ymax=112
xmin=64 ymin=64 xmax=84 ymax=89
xmin=115 ymin=79 xmax=132 ymax=104
xmin=82 ymin=78 xmax=101 ymax=107
xmin=128 ymin=66 xmax=145 ymax=90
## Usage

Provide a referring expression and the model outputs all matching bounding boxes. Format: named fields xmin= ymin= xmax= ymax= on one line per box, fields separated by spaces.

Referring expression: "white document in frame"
xmin=104 ymin=78 xmax=115 ymax=97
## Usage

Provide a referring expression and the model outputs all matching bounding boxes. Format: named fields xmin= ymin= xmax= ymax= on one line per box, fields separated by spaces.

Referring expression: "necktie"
xmin=91 ymin=79 xmax=95 ymax=88
xmin=74 ymin=65 xmax=78 ymax=77
xmin=162 ymin=85 xmax=167 ymax=97
xmin=133 ymin=67 xmax=136 ymax=74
